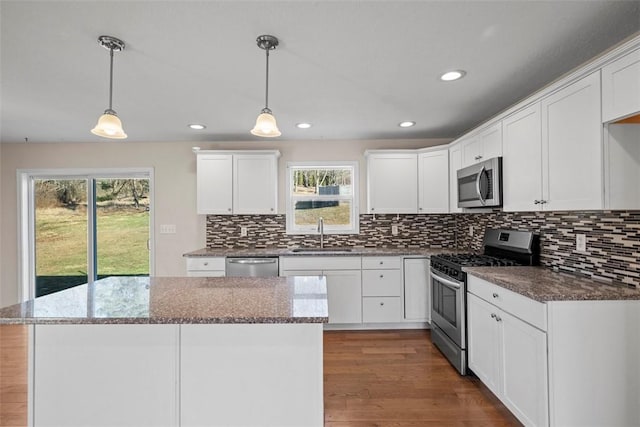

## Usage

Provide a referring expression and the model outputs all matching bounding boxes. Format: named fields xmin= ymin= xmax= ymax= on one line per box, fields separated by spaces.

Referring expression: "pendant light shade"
xmin=91 ymin=35 xmax=127 ymax=139
xmin=250 ymin=35 xmax=281 ymax=138
xmin=251 ymin=108 xmax=281 ymax=137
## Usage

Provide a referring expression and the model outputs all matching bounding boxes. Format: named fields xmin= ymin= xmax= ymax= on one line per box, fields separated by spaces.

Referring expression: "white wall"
xmin=0 ymin=138 xmax=448 ymax=307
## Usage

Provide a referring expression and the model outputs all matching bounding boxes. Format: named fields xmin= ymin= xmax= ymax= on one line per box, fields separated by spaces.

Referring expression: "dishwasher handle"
xmin=227 ymin=258 xmax=278 ymax=265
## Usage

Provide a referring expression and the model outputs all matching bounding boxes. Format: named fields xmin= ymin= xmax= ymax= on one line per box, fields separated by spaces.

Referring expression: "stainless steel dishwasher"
xmin=225 ymin=257 xmax=279 ymax=277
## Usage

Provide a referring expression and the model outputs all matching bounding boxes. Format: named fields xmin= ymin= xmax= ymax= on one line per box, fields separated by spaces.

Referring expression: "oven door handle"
xmin=430 ymin=270 xmax=462 ymax=290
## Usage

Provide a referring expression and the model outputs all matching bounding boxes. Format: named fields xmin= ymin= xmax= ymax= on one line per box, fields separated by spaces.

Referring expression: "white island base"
xmin=31 ymin=323 xmax=323 ymax=427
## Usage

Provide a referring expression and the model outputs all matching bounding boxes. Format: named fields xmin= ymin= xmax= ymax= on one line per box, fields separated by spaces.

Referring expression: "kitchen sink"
xmin=290 ymin=248 xmax=354 ymax=253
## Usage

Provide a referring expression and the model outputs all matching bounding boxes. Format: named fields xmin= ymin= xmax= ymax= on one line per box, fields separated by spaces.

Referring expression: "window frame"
xmin=285 ymin=161 xmax=359 ymax=235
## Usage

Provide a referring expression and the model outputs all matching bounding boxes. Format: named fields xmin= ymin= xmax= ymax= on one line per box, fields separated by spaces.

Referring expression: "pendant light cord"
xmin=108 ymin=48 xmax=114 ymax=112
xmin=264 ymin=48 xmax=270 ymax=110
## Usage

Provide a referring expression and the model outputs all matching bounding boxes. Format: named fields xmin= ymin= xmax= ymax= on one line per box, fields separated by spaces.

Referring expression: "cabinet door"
xmin=542 ymin=71 xmax=603 ymax=210
xmin=602 ymin=48 xmax=640 ymax=123
xmin=501 ymin=310 xmax=549 ymax=427
xmin=449 ymin=145 xmax=463 ymax=213
xmin=324 ymin=270 xmax=362 ymax=324
xmin=480 ymin=122 xmax=503 ymax=160
xmin=417 ymin=150 xmax=449 ymax=213
xmin=367 ymin=153 xmax=418 ymax=214
xmin=196 ymin=154 xmax=233 ymax=214
xmin=403 ymin=258 xmax=429 ymax=321
xmin=462 ymin=137 xmax=482 ymax=167
xmin=233 ymin=154 xmax=277 ymax=215
xmin=502 ymin=104 xmax=543 ymax=211
xmin=467 ymin=293 xmax=502 ymax=397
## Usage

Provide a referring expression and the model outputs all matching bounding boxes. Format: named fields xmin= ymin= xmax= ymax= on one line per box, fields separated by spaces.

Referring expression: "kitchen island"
xmin=0 ymin=275 xmax=328 ymax=427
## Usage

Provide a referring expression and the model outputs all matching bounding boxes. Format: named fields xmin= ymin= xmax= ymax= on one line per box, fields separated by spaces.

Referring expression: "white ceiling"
xmin=1 ymin=1 xmax=639 ymax=144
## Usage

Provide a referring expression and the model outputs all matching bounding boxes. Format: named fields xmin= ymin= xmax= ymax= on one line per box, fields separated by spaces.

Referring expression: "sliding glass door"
xmin=25 ymin=171 xmax=152 ymax=298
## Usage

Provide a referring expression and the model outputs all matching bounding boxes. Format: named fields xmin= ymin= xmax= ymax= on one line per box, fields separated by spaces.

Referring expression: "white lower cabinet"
xmin=468 ymin=274 xmax=640 ymax=427
xmin=403 ymin=257 xmax=430 ymax=322
xmin=362 ymin=256 xmax=402 ymax=323
xmin=362 ymin=297 xmax=402 ymax=323
xmin=186 ymin=256 xmax=226 ymax=277
xmin=468 ymin=279 xmax=548 ymax=427
xmin=280 ymin=256 xmax=362 ymax=324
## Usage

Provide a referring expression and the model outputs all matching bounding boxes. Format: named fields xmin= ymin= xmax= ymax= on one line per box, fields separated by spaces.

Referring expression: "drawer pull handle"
xmin=492 ymin=293 xmax=499 ymax=298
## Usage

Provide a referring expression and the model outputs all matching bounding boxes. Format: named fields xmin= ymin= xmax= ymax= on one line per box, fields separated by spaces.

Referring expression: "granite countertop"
xmin=0 ymin=276 xmax=328 ymax=325
xmin=184 ymin=247 xmax=456 ymax=258
xmin=464 ymin=266 xmax=640 ymax=302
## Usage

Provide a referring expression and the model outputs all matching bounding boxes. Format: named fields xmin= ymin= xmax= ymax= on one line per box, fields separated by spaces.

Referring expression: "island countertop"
xmin=464 ymin=266 xmax=640 ymax=302
xmin=0 ymin=276 xmax=328 ymax=325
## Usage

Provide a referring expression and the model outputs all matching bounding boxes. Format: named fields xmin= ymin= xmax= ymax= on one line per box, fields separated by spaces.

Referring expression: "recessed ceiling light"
xmin=399 ymin=121 xmax=416 ymax=128
xmin=188 ymin=124 xmax=206 ymax=130
xmin=296 ymin=123 xmax=312 ymax=129
xmin=440 ymin=70 xmax=466 ymax=81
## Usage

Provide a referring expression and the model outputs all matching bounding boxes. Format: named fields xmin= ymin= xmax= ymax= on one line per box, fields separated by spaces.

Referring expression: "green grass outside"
xmin=35 ymin=206 xmax=149 ymax=277
xmin=294 ymin=203 xmax=351 ymax=226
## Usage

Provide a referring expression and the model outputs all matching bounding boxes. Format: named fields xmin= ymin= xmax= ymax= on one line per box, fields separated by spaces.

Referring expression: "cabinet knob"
xmin=491 ymin=313 xmax=497 ymax=319
xmin=379 ymin=274 xmax=384 ymax=278
xmin=419 ymin=207 xmax=423 ymax=211
xmin=495 ymin=315 xmax=502 ymax=322
xmin=534 ymin=200 xmax=540 ymax=204
xmin=379 ymin=261 xmax=384 ymax=265
xmin=270 ymin=208 xmax=274 ymax=211
xmin=380 ymin=302 xmax=384 ymax=306
xmin=492 ymin=293 xmax=499 ymax=298
xmin=371 ymin=208 xmax=375 ymax=212
xmin=228 ymin=208 xmax=232 ymax=212
xmin=203 ymin=262 xmax=209 ymax=266
xmin=540 ymin=200 xmax=547 ymax=204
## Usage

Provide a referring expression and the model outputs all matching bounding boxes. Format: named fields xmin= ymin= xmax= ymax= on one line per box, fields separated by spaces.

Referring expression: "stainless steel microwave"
xmin=457 ymin=157 xmax=502 ymax=208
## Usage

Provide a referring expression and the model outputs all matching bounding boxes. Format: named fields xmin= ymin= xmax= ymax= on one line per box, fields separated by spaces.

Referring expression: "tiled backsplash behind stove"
xmin=206 ymin=210 xmax=640 ymax=288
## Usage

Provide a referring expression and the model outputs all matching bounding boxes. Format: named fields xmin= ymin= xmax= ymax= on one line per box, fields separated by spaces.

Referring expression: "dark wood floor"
xmin=324 ymin=330 xmax=522 ymax=426
xmin=0 ymin=327 xmax=521 ymax=426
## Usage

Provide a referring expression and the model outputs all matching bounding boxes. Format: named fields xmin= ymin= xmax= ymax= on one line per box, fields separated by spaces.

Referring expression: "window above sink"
xmin=285 ymin=161 xmax=359 ymax=235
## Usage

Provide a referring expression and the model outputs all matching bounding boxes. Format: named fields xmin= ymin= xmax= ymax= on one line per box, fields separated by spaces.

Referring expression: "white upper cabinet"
xmin=197 ymin=154 xmax=233 ymax=214
xmin=462 ymin=123 xmax=503 ymax=167
xmin=195 ymin=150 xmax=279 ymax=215
xmin=602 ymin=48 xmax=640 ymax=123
xmin=502 ymin=104 xmax=543 ymax=212
xmin=417 ymin=149 xmax=449 ymax=213
xmin=448 ymin=144 xmax=463 ymax=213
xmin=233 ymin=154 xmax=278 ymax=214
xmin=366 ymin=152 xmax=418 ymax=214
xmin=541 ymin=71 xmax=603 ymax=211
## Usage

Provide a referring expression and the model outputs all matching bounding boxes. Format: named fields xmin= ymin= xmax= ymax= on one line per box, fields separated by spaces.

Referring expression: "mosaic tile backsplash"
xmin=206 ymin=211 xmax=640 ymax=288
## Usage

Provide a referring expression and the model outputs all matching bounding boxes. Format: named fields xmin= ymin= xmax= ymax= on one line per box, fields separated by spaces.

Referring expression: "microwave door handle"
xmin=475 ymin=166 xmax=487 ymax=206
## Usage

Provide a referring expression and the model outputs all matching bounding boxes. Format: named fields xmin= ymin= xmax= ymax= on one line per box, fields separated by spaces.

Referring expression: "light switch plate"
xmin=469 ymin=225 xmax=474 ymax=237
xmin=159 ymin=224 xmax=176 ymax=234
xmin=576 ymin=234 xmax=586 ymax=252
xmin=240 ymin=227 xmax=248 ymax=237
xmin=391 ymin=225 xmax=399 ymax=235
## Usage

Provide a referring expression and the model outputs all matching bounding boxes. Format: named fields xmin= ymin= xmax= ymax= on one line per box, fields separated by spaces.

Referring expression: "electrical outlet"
xmin=391 ymin=225 xmax=399 ymax=235
xmin=469 ymin=225 xmax=474 ymax=237
xmin=159 ymin=224 xmax=176 ymax=234
xmin=240 ymin=226 xmax=248 ymax=237
xmin=576 ymin=234 xmax=586 ymax=252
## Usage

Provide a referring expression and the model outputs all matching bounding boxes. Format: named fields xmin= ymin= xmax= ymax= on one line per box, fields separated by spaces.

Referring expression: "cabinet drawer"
xmin=279 ymin=256 xmax=361 ymax=271
xmin=362 ymin=256 xmax=401 ymax=270
xmin=362 ymin=270 xmax=401 ymax=296
xmin=363 ymin=297 xmax=402 ymax=323
xmin=186 ymin=257 xmax=226 ymax=271
xmin=467 ymin=275 xmax=547 ymax=331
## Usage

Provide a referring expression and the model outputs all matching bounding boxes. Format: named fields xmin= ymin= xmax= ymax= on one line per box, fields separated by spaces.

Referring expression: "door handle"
xmin=475 ymin=166 xmax=487 ymax=206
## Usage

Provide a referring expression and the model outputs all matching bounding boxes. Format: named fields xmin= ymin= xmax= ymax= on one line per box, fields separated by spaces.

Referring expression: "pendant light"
xmin=250 ymin=35 xmax=281 ymax=138
xmin=91 ymin=35 xmax=127 ymax=139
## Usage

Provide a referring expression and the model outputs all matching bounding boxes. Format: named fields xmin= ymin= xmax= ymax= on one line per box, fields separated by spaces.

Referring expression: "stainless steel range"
xmin=430 ymin=228 xmax=539 ymax=375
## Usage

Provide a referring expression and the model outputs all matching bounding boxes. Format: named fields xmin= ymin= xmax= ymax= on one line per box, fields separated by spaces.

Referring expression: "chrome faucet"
xmin=317 ymin=217 xmax=324 ymax=249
